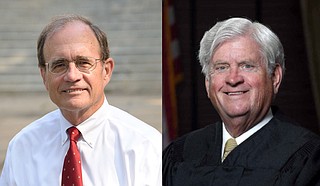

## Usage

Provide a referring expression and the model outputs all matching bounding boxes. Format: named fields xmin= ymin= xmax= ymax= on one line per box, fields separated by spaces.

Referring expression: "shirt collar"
xmin=60 ymin=112 xmax=72 ymax=146
xmin=235 ymin=109 xmax=273 ymax=144
xmin=222 ymin=109 xmax=273 ymax=157
xmin=60 ymin=98 xmax=110 ymax=148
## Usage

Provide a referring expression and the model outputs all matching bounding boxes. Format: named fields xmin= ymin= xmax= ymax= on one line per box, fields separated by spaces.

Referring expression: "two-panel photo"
xmin=1 ymin=0 xmax=320 ymax=185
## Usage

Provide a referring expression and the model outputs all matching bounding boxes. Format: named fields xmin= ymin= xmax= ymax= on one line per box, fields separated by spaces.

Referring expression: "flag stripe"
xmin=163 ymin=0 xmax=183 ymax=143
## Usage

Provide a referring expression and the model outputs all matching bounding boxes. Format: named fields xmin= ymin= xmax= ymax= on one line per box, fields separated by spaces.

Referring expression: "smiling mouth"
xmin=63 ymin=89 xmax=86 ymax=93
xmin=225 ymin=91 xmax=248 ymax=96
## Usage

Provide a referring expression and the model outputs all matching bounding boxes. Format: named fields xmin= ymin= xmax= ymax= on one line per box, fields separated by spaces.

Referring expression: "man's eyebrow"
xmin=212 ymin=60 xmax=229 ymax=65
xmin=51 ymin=56 xmax=88 ymax=61
xmin=212 ymin=59 xmax=257 ymax=64
xmin=239 ymin=59 xmax=256 ymax=63
xmin=75 ymin=55 xmax=88 ymax=59
xmin=50 ymin=57 xmax=68 ymax=63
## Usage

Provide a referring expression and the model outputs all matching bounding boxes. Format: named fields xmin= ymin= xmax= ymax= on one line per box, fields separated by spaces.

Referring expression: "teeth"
xmin=65 ymin=89 xmax=83 ymax=93
xmin=228 ymin=92 xmax=244 ymax=96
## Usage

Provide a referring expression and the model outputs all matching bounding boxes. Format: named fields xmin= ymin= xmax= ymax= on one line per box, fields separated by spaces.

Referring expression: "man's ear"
xmin=40 ymin=67 xmax=49 ymax=91
xmin=103 ymin=58 xmax=114 ymax=86
xmin=272 ymin=64 xmax=283 ymax=94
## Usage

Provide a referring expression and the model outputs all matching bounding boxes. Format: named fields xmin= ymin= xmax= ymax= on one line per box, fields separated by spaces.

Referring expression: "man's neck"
xmin=223 ymin=108 xmax=272 ymax=138
xmin=60 ymin=99 xmax=105 ymax=126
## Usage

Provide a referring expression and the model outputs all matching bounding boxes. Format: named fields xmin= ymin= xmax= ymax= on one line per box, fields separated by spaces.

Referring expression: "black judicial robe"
xmin=163 ymin=113 xmax=320 ymax=186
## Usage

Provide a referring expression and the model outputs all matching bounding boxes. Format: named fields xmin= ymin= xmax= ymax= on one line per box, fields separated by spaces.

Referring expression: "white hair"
xmin=198 ymin=17 xmax=285 ymax=79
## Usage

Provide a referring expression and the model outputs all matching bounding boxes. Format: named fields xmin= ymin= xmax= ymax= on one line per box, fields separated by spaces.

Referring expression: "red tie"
xmin=62 ymin=127 xmax=83 ymax=186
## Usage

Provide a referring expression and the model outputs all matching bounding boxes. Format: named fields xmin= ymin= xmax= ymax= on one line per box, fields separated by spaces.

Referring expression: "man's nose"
xmin=63 ymin=62 xmax=82 ymax=82
xmin=225 ymin=67 xmax=244 ymax=86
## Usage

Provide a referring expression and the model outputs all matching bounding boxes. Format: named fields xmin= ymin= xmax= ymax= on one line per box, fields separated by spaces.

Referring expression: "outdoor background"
xmin=0 ymin=0 xmax=161 ymax=172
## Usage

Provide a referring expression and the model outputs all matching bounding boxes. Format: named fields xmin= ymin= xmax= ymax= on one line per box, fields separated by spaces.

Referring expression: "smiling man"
xmin=163 ymin=17 xmax=320 ymax=186
xmin=0 ymin=15 xmax=161 ymax=186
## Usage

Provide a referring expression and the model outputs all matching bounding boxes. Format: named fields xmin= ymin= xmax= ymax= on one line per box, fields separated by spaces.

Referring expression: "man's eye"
xmin=214 ymin=65 xmax=229 ymax=72
xmin=243 ymin=64 xmax=253 ymax=68
xmin=51 ymin=61 xmax=67 ymax=69
xmin=240 ymin=63 xmax=256 ymax=71
xmin=77 ymin=59 xmax=93 ymax=68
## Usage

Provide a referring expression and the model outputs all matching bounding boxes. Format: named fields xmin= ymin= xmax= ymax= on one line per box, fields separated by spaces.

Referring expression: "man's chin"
xmin=56 ymin=100 xmax=88 ymax=111
xmin=222 ymin=110 xmax=250 ymax=121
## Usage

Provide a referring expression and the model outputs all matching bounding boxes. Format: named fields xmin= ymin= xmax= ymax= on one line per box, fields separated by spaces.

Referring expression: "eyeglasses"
xmin=45 ymin=56 xmax=103 ymax=75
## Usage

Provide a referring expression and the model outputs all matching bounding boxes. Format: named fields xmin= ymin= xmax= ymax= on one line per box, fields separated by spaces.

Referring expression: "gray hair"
xmin=37 ymin=14 xmax=110 ymax=68
xmin=198 ymin=17 xmax=285 ymax=79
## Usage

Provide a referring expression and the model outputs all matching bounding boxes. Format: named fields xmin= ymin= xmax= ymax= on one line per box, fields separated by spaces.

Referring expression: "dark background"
xmin=172 ymin=0 xmax=320 ymax=137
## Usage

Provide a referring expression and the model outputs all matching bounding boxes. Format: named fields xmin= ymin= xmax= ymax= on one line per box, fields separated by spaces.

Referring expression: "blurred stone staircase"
xmin=0 ymin=0 xmax=161 ymax=95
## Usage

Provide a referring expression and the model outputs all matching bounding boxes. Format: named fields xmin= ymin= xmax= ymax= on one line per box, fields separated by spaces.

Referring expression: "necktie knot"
xmin=222 ymin=138 xmax=238 ymax=161
xmin=68 ymin=127 xmax=81 ymax=142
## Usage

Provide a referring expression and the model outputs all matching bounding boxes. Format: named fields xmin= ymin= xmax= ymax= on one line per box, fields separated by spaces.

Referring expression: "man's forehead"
xmin=47 ymin=21 xmax=93 ymax=40
xmin=211 ymin=37 xmax=262 ymax=62
xmin=43 ymin=22 xmax=98 ymax=49
xmin=42 ymin=22 xmax=100 ymax=62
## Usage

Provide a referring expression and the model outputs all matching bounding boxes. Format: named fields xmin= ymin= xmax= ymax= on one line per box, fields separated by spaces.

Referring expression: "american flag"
xmin=163 ymin=0 xmax=183 ymax=148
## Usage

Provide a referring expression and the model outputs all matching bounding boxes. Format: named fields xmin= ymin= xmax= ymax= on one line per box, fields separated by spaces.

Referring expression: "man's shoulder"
xmin=107 ymin=104 xmax=147 ymax=124
xmin=182 ymin=123 xmax=219 ymax=146
xmin=256 ymin=113 xmax=320 ymax=166
xmin=106 ymin=104 xmax=161 ymax=148
xmin=163 ymin=123 xmax=220 ymax=162
xmin=8 ymin=109 xmax=60 ymax=145
xmin=271 ymin=113 xmax=320 ymax=141
xmin=108 ymin=104 xmax=159 ymax=131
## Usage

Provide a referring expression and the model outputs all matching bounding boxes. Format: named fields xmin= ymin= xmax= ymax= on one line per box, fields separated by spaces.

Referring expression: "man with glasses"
xmin=0 ymin=15 xmax=161 ymax=186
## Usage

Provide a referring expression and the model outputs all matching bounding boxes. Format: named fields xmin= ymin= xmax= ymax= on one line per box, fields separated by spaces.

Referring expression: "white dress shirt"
xmin=221 ymin=109 xmax=273 ymax=160
xmin=0 ymin=98 xmax=161 ymax=186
